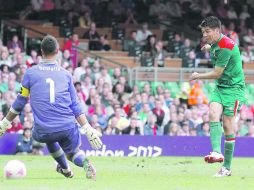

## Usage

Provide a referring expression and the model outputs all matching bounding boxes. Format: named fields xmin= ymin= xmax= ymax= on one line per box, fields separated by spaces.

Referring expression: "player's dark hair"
xmin=41 ymin=35 xmax=58 ymax=56
xmin=199 ymin=16 xmax=221 ymax=29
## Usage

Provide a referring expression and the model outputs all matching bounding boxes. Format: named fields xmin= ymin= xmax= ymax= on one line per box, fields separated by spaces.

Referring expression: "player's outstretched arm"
xmin=0 ymin=94 xmax=29 ymax=136
xmin=0 ymin=71 xmax=30 ymax=136
xmin=190 ymin=66 xmax=225 ymax=80
xmin=0 ymin=108 xmax=22 ymax=136
xmin=68 ymin=74 xmax=103 ymax=150
xmin=0 ymin=117 xmax=12 ymax=136
xmin=77 ymin=114 xmax=103 ymax=150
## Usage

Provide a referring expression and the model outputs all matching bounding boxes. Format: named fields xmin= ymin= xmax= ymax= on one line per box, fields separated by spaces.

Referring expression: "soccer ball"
xmin=4 ymin=160 xmax=27 ymax=179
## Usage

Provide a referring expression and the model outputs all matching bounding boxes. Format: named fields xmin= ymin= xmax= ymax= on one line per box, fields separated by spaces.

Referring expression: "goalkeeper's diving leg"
xmin=47 ymin=142 xmax=74 ymax=178
xmin=60 ymin=125 xmax=97 ymax=180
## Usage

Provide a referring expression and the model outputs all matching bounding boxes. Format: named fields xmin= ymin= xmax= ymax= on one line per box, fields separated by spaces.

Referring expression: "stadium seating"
xmin=164 ymin=82 xmax=180 ymax=98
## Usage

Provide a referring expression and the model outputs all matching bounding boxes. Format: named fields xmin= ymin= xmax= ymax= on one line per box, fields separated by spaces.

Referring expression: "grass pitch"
xmin=0 ymin=156 xmax=253 ymax=190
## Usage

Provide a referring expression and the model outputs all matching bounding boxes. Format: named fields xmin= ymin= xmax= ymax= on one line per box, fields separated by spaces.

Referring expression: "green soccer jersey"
xmin=210 ymin=34 xmax=245 ymax=89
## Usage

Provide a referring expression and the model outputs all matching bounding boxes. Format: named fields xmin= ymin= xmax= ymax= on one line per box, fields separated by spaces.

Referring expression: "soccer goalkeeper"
xmin=190 ymin=16 xmax=245 ymax=177
xmin=0 ymin=35 xmax=103 ymax=180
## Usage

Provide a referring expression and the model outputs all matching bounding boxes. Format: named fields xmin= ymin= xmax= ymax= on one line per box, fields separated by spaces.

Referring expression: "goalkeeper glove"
xmin=80 ymin=123 xmax=103 ymax=150
xmin=0 ymin=118 xmax=11 ymax=136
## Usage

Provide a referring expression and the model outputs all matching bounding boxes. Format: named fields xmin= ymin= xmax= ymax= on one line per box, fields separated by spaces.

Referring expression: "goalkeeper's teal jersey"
xmin=210 ymin=34 xmax=245 ymax=89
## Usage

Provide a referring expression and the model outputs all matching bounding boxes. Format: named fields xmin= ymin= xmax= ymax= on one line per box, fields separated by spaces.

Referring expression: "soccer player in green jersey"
xmin=190 ymin=16 xmax=246 ymax=177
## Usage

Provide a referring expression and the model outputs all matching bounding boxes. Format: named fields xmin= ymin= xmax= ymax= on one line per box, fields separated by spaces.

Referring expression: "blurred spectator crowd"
xmin=1 ymin=0 xmax=254 ymax=67
xmin=0 ymin=35 xmax=254 ymax=139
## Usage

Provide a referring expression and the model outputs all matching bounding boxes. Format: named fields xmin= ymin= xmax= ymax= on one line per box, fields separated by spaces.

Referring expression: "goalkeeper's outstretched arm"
xmin=68 ymin=74 xmax=103 ymax=150
xmin=0 ymin=68 xmax=30 ymax=136
xmin=0 ymin=93 xmax=28 ymax=136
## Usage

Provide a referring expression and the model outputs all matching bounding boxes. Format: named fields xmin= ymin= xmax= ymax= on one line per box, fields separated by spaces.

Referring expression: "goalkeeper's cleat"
xmin=204 ymin=152 xmax=224 ymax=163
xmin=56 ymin=164 xmax=74 ymax=178
xmin=214 ymin=167 xmax=232 ymax=177
xmin=84 ymin=160 xmax=96 ymax=180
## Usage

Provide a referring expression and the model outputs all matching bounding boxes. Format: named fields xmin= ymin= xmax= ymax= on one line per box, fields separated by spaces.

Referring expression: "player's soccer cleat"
xmin=204 ymin=152 xmax=224 ymax=163
xmin=56 ymin=164 xmax=74 ymax=178
xmin=84 ymin=160 xmax=96 ymax=180
xmin=214 ymin=167 xmax=232 ymax=177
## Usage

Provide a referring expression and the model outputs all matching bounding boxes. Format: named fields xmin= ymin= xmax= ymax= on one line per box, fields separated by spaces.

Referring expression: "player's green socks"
xmin=223 ymin=134 xmax=236 ymax=170
xmin=209 ymin=122 xmax=222 ymax=153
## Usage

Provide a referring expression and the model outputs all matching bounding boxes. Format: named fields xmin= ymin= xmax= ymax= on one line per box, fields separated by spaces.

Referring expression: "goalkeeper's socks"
xmin=223 ymin=134 xmax=236 ymax=170
xmin=83 ymin=158 xmax=90 ymax=171
xmin=47 ymin=143 xmax=69 ymax=170
xmin=71 ymin=150 xmax=86 ymax=167
xmin=209 ymin=122 xmax=223 ymax=153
